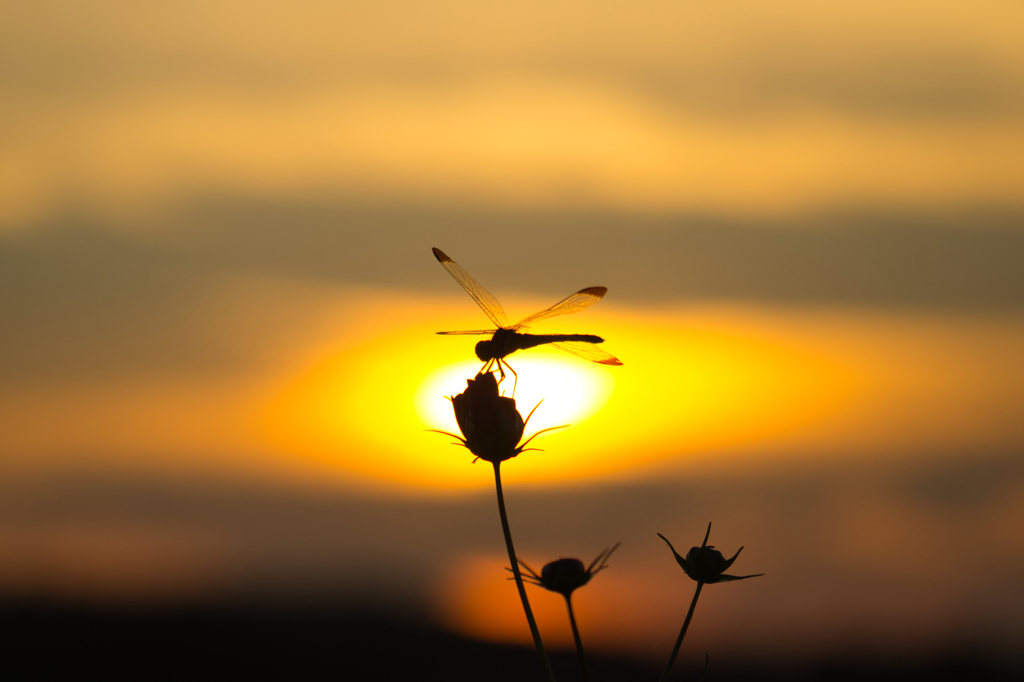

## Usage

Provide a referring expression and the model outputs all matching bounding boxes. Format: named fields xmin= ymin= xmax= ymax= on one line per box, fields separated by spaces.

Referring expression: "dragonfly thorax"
xmin=475 ymin=328 xmax=518 ymax=362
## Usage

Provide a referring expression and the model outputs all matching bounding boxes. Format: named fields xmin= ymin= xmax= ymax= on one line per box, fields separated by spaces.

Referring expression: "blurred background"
xmin=2 ymin=1 xmax=1022 ymax=679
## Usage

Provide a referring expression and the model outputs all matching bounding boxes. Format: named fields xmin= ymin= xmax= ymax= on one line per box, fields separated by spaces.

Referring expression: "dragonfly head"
xmin=475 ymin=339 xmax=496 ymax=362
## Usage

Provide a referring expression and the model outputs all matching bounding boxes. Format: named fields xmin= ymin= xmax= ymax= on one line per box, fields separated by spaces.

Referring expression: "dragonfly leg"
xmin=505 ymin=360 xmax=519 ymax=397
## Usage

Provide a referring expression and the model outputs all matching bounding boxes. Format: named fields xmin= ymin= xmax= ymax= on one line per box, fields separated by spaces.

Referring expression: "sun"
xmin=261 ymin=316 xmax=621 ymax=489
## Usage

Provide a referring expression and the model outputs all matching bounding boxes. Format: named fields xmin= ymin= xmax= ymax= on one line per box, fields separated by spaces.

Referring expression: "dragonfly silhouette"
xmin=433 ymin=247 xmax=622 ymax=383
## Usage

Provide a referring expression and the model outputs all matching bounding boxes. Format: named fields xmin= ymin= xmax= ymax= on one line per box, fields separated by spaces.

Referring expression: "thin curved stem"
xmin=493 ymin=462 xmax=556 ymax=682
xmin=659 ymin=581 xmax=704 ymax=682
xmin=564 ymin=595 xmax=590 ymax=682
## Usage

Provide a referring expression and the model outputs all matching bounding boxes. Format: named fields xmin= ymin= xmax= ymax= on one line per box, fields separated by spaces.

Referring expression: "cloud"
xmin=3 ymin=1 xmax=1022 ymax=119
xmin=2 ymin=2 xmax=1024 ymax=223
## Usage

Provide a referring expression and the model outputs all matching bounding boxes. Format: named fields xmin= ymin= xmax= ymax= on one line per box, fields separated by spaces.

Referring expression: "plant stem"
xmin=564 ymin=595 xmax=590 ymax=682
xmin=659 ymin=581 xmax=704 ymax=682
xmin=493 ymin=462 xmax=556 ymax=682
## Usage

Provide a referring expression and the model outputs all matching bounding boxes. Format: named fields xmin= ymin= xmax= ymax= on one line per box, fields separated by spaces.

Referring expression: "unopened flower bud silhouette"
xmin=452 ymin=371 xmax=525 ymax=462
xmin=431 ymin=371 xmax=565 ymax=464
xmin=518 ymin=543 xmax=620 ymax=598
xmin=659 ymin=524 xmax=764 ymax=584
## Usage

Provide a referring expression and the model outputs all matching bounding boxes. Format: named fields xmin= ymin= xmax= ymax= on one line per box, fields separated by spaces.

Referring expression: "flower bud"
xmin=659 ymin=524 xmax=763 ymax=584
xmin=517 ymin=543 xmax=620 ymax=597
xmin=429 ymin=371 xmax=568 ymax=465
xmin=539 ymin=558 xmax=590 ymax=597
xmin=450 ymin=371 xmax=526 ymax=463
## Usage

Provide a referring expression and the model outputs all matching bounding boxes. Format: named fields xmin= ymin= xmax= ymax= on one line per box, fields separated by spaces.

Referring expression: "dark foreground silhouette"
xmin=1 ymin=600 xmax=1017 ymax=681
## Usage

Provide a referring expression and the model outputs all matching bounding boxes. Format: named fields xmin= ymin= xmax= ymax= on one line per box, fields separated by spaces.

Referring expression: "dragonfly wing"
xmin=549 ymin=341 xmax=623 ymax=366
xmin=436 ymin=329 xmax=496 ymax=335
xmin=433 ymin=248 xmax=509 ymax=328
xmin=512 ymin=287 xmax=607 ymax=328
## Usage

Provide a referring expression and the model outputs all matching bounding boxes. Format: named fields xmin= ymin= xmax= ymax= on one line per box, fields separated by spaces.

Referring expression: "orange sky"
xmin=1 ymin=0 xmax=1023 ymax=664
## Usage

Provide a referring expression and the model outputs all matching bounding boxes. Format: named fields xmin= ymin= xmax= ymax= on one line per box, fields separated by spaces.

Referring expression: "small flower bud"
xmin=517 ymin=543 xmax=621 ymax=597
xmin=539 ymin=558 xmax=591 ymax=597
xmin=659 ymin=523 xmax=763 ymax=584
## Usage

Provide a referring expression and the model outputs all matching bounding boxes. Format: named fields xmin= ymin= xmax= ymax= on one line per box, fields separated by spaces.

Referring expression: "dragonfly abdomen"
xmin=475 ymin=332 xmax=604 ymax=362
xmin=513 ymin=333 xmax=604 ymax=351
